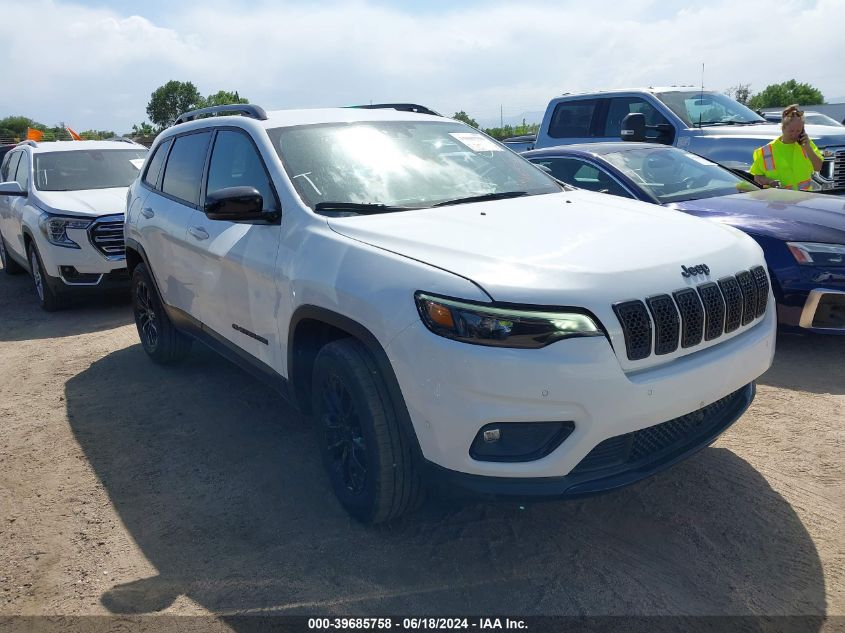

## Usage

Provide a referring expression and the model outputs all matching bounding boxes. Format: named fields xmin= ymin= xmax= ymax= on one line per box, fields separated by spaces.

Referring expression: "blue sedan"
xmin=524 ymin=142 xmax=845 ymax=334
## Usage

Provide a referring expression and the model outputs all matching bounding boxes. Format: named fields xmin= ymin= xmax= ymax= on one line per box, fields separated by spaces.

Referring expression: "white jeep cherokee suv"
xmin=0 ymin=139 xmax=148 ymax=310
xmin=125 ymin=104 xmax=776 ymax=523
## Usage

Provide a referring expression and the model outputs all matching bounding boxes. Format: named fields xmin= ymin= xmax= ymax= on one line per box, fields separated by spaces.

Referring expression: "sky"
xmin=1 ymin=0 xmax=844 ymax=133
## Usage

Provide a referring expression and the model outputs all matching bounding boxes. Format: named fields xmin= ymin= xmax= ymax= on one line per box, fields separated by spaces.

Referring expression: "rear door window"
xmin=548 ymin=99 xmax=599 ymax=139
xmin=161 ymin=132 xmax=212 ymax=206
xmin=143 ymin=138 xmax=173 ymax=190
xmin=531 ymin=156 xmax=633 ymax=198
xmin=3 ymin=152 xmax=21 ymax=183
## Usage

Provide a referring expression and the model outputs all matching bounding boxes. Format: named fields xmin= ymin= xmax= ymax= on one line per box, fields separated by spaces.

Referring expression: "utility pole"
xmin=500 ymin=105 xmax=503 ymax=128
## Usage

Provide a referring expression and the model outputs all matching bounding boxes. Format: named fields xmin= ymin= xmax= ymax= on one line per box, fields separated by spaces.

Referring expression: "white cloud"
xmin=1 ymin=0 xmax=843 ymax=132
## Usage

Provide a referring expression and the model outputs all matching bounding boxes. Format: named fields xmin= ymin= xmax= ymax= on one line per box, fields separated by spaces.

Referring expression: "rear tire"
xmin=27 ymin=243 xmax=67 ymax=312
xmin=131 ymin=263 xmax=192 ymax=364
xmin=312 ymin=338 xmax=423 ymax=524
xmin=0 ymin=234 xmax=24 ymax=275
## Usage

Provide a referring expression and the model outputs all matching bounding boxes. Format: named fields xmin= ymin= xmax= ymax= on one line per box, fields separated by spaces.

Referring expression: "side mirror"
xmin=0 ymin=181 xmax=27 ymax=197
xmin=205 ymin=186 xmax=269 ymax=222
xmin=621 ymin=113 xmax=646 ymax=142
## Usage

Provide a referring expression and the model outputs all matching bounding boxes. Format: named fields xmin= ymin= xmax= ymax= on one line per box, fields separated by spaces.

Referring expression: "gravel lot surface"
xmin=0 ymin=264 xmax=842 ymax=630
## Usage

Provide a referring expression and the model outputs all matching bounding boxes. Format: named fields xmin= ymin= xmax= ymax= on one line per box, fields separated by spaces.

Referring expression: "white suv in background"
xmin=125 ymin=103 xmax=776 ymax=523
xmin=0 ymin=139 xmax=148 ymax=310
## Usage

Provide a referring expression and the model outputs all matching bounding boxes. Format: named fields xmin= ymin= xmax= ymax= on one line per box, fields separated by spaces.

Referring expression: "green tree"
xmin=725 ymin=83 xmax=752 ymax=106
xmin=146 ymin=80 xmax=204 ymax=129
xmin=131 ymin=121 xmax=156 ymax=136
xmin=0 ymin=115 xmax=40 ymax=138
xmin=202 ymin=90 xmax=249 ymax=108
xmin=452 ymin=110 xmax=479 ymax=128
xmin=747 ymin=79 xmax=824 ymax=110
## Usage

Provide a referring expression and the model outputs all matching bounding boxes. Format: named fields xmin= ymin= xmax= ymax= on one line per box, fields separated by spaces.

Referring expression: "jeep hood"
xmin=670 ymin=189 xmax=845 ymax=243
xmin=33 ymin=188 xmax=127 ymax=218
xmin=326 ymin=190 xmax=764 ymax=306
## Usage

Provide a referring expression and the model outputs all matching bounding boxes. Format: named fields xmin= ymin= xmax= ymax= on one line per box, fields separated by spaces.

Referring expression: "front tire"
xmin=131 ymin=263 xmax=192 ymax=364
xmin=1 ymin=234 xmax=24 ymax=275
xmin=27 ymin=243 xmax=67 ymax=311
xmin=312 ymin=339 xmax=423 ymax=524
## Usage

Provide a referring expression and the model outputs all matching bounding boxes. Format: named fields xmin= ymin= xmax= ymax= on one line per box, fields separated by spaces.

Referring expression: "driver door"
xmin=184 ymin=128 xmax=282 ymax=368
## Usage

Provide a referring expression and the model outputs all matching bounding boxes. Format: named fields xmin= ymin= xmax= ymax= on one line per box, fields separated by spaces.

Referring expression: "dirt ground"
xmin=0 ymin=263 xmax=842 ymax=629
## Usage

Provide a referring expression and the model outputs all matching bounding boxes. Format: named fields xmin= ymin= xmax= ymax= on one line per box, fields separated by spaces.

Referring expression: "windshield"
xmin=34 ymin=149 xmax=148 ymax=191
xmin=656 ymin=91 xmax=766 ymax=127
xmin=268 ymin=121 xmax=560 ymax=212
xmin=806 ymin=113 xmax=843 ymax=127
xmin=603 ymin=146 xmax=758 ymax=204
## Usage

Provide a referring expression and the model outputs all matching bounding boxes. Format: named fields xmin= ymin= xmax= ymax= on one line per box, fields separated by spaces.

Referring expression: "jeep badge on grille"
xmin=681 ymin=264 xmax=710 ymax=278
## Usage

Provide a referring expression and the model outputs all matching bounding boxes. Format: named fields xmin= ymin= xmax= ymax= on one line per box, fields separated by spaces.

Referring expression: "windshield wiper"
xmin=313 ymin=201 xmax=417 ymax=215
xmin=698 ymin=120 xmax=761 ymax=127
xmin=431 ymin=191 xmax=529 ymax=207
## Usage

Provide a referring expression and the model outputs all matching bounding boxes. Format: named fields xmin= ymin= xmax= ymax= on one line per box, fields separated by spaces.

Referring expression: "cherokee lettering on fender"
xmin=681 ymin=264 xmax=711 ymax=278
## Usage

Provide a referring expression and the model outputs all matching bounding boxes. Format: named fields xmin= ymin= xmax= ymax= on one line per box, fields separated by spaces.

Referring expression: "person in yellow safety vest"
xmin=749 ymin=104 xmax=823 ymax=191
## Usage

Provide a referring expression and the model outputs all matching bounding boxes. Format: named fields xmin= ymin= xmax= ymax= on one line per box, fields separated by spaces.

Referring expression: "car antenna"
xmin=698 ymin=62 xmax=704 ymax=128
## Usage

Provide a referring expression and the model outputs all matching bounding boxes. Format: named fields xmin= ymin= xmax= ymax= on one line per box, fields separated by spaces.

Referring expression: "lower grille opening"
xmin=812 ymin=294 xmax=845 ymax=329
xmin=572 ymin=386 xmax=749 ymax=474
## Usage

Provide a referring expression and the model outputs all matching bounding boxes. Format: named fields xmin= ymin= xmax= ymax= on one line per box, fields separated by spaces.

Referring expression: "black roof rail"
xmin=352 ymin=103 xmax=441 ymax=117
xmin=174 ymin=104 xmax=268 ymax=125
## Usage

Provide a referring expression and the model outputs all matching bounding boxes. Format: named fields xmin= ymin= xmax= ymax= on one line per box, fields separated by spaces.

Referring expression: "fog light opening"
xmin=470 ymin=421 xmax=575 ymax=463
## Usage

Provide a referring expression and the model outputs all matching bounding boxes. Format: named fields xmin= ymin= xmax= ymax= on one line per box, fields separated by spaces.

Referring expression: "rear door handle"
xmin=140 ymin=207 xmax=154 ymax=219
xmin=188 ymin=226 xmax=209 ymax=241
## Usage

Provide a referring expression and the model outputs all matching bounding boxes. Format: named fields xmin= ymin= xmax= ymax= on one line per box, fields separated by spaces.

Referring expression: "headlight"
xmin=38 ymin=213 xmax=92 ymax=249
xmin=415 ymin=292 xmax=603 ymax=348
xmin=787 ymin=242 xmax=845 ymax=267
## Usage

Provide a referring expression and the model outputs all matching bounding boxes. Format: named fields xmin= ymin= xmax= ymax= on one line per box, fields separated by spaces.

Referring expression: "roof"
xmin=22 ymin=140 xmax=147 ymax=153
xmin=166 ymin=107 xmax=446 ymax=136
xmin=551 ymin=86 xmax=704 ymax=100
xmin=524 ymin=142 xmax=666 ymax=158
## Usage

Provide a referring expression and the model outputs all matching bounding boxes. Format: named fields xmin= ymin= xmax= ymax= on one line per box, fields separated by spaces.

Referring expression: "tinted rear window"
xmin=548 ymin=99 xmax=598 ymax=138
xmin=161 ymin=132 xmax=212 ymax=205
xmin=143 ymin=138 xmax=172 ymax=189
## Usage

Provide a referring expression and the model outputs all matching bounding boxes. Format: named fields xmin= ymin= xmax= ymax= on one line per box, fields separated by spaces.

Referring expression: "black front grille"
xmin=646 ymin=294 xmax=679 ymax=355
xmin=697 ymin=283 xmax=726 ymax=341
xmin=613 ymin=301 xmax=652 ymax=360
xmin=718 ymin=277 xmax=743 ymax=333
xmin=751 ymin=266 xmax=770 ymax=318
xmin=614 ymin=268 xmax=769 ymax=361
xmin=832 ymin=149 xmax=845 ymax=189
xmin=736 ymin=271 xmax=757 ymax=326
xmin=89 ymin=218 xmax=125 ymax=258
xmin=571 ymin=387 xmax=748 ymax=474
xmin=673 ymin=288 xmax=704 ymax=348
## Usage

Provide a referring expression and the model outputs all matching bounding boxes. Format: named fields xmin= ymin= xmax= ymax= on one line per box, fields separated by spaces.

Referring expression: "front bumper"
xmin=774 ymin=264 xmax=845 ymax=334
xmin=386 ymin=305 xmax=775 ymax=481
xmin=426 ymin=383 xmax=754 ymax=499
xmin=31 ymin=223 xmax=128 ymax=292
xmin=42 ymin=266 xmax=130 ymax=295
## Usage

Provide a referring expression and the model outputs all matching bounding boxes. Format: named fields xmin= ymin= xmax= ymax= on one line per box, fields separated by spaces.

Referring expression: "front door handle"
xmin=140 ymin=207 xmax=154 ymax=219
xmin=188 ymin=226 xmax=209 ymax=241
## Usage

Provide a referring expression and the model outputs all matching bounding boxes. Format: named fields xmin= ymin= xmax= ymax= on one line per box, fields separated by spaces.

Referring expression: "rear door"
xmin=138 ymin=130 xmax=213 ymax=316
xmin=0 ymin=151 xmax=23 ymax=256
xmin=544 ymin=98 xmax=603 ymax=146
xmin=7 ymin=151 xmax=30 ymax=260
xmin=184 ymin=128 xmax=282 ymax=367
